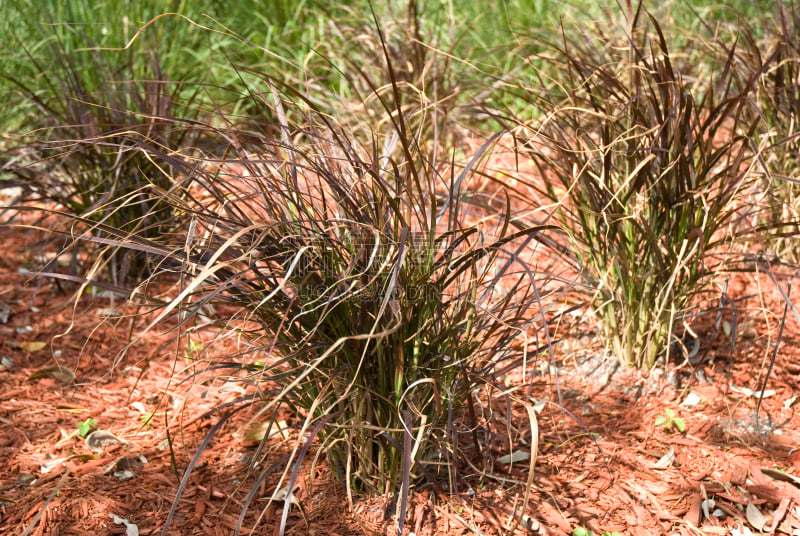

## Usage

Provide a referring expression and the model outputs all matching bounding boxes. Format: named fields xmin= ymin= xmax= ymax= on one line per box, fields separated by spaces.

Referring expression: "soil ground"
xmin=2 ymin=207 xmax=800 ymax=536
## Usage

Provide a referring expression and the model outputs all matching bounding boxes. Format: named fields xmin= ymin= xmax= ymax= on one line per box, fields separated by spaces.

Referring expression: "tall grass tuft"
xmin=736 ymin=2 xmax=800 ymax=262
xmin=113 ymin=25 xmax=552 ymax=528
xmin=1 ymin=20 xmax=205 ymax=284
xmin=517 ymin=5 xmax=762 ymax=369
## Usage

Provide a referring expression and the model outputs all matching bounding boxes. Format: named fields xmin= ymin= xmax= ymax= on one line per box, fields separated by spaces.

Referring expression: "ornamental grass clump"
xmin=1 ymin=9 xmax=206 ymax=285
xmin=111 ymin=28 xmax=552 ymax=531
xmin=518 ymin=6 xmax=762 ymax=369
xmin=733 ymin=3 xmax=800 ymax=262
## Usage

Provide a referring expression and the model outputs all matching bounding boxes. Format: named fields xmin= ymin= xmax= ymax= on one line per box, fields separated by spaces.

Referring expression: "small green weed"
xmin=77 ymin=417 xmax=97 ymax=438
xmin=655 ymin=408 xmax=685 ymax=433
xmin=572 ymin=527 xmax=623 ymax=536
xmin=184 ymin=339 xmax=204 ymax=363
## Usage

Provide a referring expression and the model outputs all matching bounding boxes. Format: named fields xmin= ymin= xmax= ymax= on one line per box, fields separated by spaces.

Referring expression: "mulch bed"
xmin=2 ymin=207 xmax=800 ymax=536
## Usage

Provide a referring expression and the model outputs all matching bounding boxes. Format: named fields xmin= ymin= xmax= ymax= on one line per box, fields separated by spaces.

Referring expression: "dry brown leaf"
xmin=745 ymin=503 xmax=767 ymax=531
xmin=653 ymin=446 xmax=675 ymax=469
xmin=29 ymin=365 xmax=74 ymax=384
xmin=85 ymin=430 xmax=127 ymax=451
xmin=497 ymin=449 xmax=530 ymax=464
xmin=242 ymin=419 xmax=289 ymax=445
xmin=19 ymin=341 xmax=47 ymax=352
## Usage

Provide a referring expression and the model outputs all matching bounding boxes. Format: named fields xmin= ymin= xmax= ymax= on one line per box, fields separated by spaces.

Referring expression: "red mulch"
xmin=2 ymin=202 xmax=800 ymax=536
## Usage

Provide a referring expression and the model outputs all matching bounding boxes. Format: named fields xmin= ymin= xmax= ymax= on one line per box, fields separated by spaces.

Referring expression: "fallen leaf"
xmin=242 ymin=420 xmax=289 ymax=444
xmin=653 ymin=446 xmax=675 ymax=469
xmin=111 ymin=514 xmax=139 ymax=536
xmin=113 ymin=470 xmax=136 ymax=480
xmin=729 ymin=384 xmax=776 ymax=398
xmin=701 ymin=497 xmax=715 ymax=521
xmin=71 ymin=454 xmax=99 ymax=462
xmin=40 ymin=457 xmax=69 ymax=474
xmin=519 ymin=513 xmax=541 ymax=532
xmin=722 ymin=320 xmax=731 ymax=336
xmin=85 ymin=430 xmax=127 ymax=451
xmin=680 ymin=392 xmax=701 ymax=407
xmin=29 ymin=365 xmax=74 ymax=384
xmin=19 ymin=341 xmax=47 ymax=352
xmin=531 ymin=398 xmax=547 ymax=414
xmin=243 ymin=421 xmax=269 ymax=444
xmin=745 ymin=503 xmax=767 ymax=531
xmin=760 ymin=467 xmax=800 ymax=486
xmin=269 ymin=486 xmax=300 ymax=505
xmin=497 ymin=450 xmax=530 ymax=464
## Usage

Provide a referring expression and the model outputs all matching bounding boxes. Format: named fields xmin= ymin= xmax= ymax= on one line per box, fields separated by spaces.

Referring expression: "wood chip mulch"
xmin=2 ymin=211 xmax=800 ymax=536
